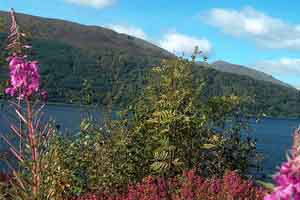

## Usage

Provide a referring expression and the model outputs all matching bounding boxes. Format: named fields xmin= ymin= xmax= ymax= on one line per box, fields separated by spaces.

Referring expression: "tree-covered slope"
xmin=211 ymin=60 xmax=291 ymax=88
xmin=0 ymin=10 xmax=175 ymax=102
xmin=0 ymin=11 xmax=172 ymax=59
xmin=192 ymin=64 xmax=300 ymax=117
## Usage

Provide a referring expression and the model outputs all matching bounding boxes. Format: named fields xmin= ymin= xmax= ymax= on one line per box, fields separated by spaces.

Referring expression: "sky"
xmin=2 ymin=0 xmax=300 ymax=87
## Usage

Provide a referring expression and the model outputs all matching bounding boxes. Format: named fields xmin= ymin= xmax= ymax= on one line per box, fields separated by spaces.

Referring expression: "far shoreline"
xmin=1 ymin=99 xmax=300 ymax=120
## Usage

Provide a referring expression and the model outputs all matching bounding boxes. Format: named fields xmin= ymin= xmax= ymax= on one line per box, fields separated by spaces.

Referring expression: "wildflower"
xmin=264 ymin=129 xmax=300 ymax=200
xmin=5 ymin=56 xmax=41 ymax=100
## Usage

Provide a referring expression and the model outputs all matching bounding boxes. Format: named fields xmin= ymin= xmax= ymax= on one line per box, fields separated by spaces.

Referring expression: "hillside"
xmin=0 ymin=10 xmax=173 ymax=102
xmin=211 ymin=60 xmax=292 ymax=88
xmin=192 ymin=64 xmax=300 ymax=117
xmin=0 ymin=11 xmax=172 ymax=59
xmin=0 ymin=10 xmax=299 ymax=117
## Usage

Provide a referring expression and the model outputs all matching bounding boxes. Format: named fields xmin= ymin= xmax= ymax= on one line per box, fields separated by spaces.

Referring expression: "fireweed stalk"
xmin=264 ymin=129 xmax=300 ymax=200
xmin=3 ymin=9 xmax=48 ymax=197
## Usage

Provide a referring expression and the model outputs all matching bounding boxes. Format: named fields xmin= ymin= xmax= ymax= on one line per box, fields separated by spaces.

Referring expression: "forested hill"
xmin=0 ymin=10 xmax=299 ymax=117
xmin=0 ymin=10 xmax=173 ymax=102
xmin=192 ymin=64 xmax=300 ymax=117
xmin=0 ymin=11 xmax=172 ymax=59
xmin=211 ymin=60 xmax=291 ymax=88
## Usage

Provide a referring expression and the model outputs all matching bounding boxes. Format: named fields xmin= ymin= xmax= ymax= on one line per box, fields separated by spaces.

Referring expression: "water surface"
xmin=0 ymin=104 xmax=298 ymax=177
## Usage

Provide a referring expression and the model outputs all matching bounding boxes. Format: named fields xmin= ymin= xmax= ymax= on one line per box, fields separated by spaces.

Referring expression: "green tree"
xmin=122 ymin=56 xmax=258 ymax=178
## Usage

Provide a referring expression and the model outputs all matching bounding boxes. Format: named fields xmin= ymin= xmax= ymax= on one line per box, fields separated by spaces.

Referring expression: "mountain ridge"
xmin=0 ymin=10 xmax=173 ymax=60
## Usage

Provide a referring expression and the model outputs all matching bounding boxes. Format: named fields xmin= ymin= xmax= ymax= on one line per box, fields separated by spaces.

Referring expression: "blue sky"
xmin=2 ymin=0 xmax=300 ymax=87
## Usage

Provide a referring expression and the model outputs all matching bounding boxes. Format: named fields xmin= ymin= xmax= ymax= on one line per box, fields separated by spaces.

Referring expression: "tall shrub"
xmin=120 ymin=55 xmax=258 ymax=178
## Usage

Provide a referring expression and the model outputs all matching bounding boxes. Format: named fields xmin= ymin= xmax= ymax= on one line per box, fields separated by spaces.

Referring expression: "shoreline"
xmin=1 ymin=99 xmax=300 ymax=120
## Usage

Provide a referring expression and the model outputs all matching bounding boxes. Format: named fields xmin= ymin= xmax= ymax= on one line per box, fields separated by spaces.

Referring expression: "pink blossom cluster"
xmin=265 ymin=156 xmax=300 ymax=200
xmin=5 ymin=9 xmax=47 ymax=101
xmin=5 ymin=56 xmax=44 ymax=100
xmin=264 ymin=130 xmax=300 ymax=200
xmin=73 ymin=170 xmax=266 ymax=200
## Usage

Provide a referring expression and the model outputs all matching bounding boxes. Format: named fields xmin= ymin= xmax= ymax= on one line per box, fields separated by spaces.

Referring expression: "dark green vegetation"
xmin=0 ymin=11 xmax=299 ymax=117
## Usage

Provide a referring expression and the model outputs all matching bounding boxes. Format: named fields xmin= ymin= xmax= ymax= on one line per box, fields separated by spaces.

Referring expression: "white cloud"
xmin=159 ymin=32 xmax=213 ymax=56
xmin=203 ymin=6 xmax=300 ymax=50
xmin=65 ymin=0 xmax=115 ymax=9
xmin=254 ymin=58 xmax=300 ymax=76
xmin=107 ymin=24 xmax=147 ymax=40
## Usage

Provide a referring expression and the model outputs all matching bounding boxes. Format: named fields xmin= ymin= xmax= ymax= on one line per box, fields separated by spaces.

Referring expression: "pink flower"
xmin=5 ymin=56 xmax=41 ymax=99
xmin=264 ymin=156 xmax=300 ymax=200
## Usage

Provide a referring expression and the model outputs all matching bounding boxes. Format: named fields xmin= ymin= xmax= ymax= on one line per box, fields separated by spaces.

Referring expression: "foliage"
xmin=73 ymin=169 xmax=267 ymax=200
xmin=120 ymin=57 xmax=258 ymax=178
xmin=62 ymin=119 xmax=131 ymax=194
xmin=31 ymin=119 xmax=135 ymax=198
xmin=38 ymin=133 xmax=76 ymax=199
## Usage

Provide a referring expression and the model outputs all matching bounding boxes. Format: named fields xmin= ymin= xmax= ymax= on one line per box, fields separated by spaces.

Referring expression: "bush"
xmin=37 ymin=119 xmax=135 ymax=198
xmin=73 ymin=170 xmax=267 ymax=200
xmin=116 ymin=58 xmax=258 ymax=178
